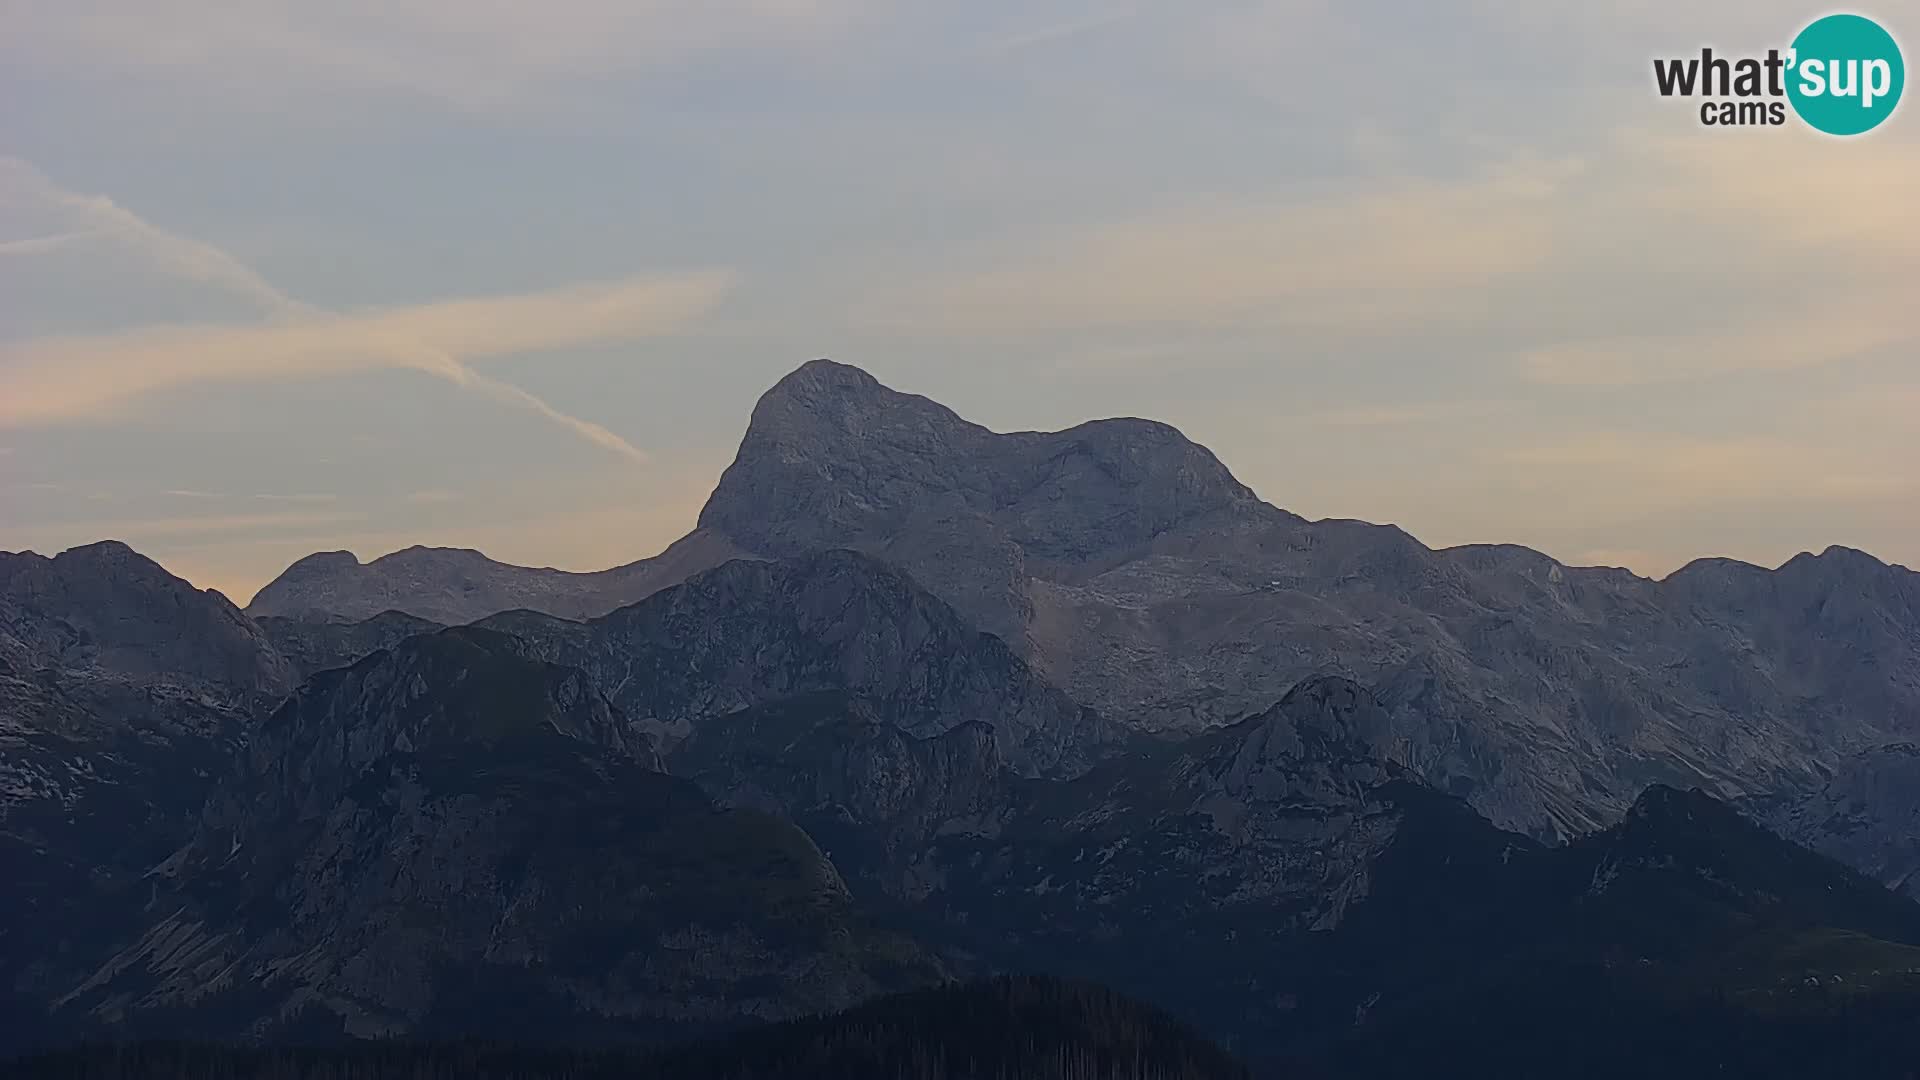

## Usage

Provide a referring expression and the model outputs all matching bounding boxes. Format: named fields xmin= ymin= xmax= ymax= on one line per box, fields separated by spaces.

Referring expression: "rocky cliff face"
xmin=255 ymin=610 xmax=444 ymax=680
xmin=47 ymin=628 xmax=941 ymax=1045
xmin=476 ymin=550 xmax=1117 ymax=778
xmin=673 ymin=692 xmax=1009 ymax=837
xmin=927 ymin=676 xmax=1462 ymax=955
xmin=245 ymin=530 xmax=747 ymax=626
xmin=697 ymin=359 xmax=1270 ymax=646
xmin=217 ymin=626 xmax=661 ymax=809
xmin=1664 ymin=546 xmax=1920 ymax=738
xmin=1749 ymin=743 xmax=1920 ymax=901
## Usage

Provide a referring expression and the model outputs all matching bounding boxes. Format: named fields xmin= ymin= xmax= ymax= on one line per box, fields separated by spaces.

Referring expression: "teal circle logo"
xmin=1786 ymin=14 xmax=1905 ymax=135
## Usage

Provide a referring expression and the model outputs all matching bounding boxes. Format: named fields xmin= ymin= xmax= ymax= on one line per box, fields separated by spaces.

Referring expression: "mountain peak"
xmin=56 ymin=538 xmax=139 ymax=560
xmin=1624 ymin=782 xmax=1723 ymax=823
xmin=774 ymin=357 xmax=886 ymax=396
xmin=1612 ymin=782 xmax=1850 ymax=883
xmin=724 ymin=359 xmax=982 ymax=467
xmin=701 ymin=362 xmax=1262 ymax=582
xmin=279 ymin=549 xmax=361 ymax=577
xmin=1217 ymin=675 xmax=1408 ymax=790
xmin=377 ymin=545 xmax=493 ymax=563
xmin=1782 ymin=544 xmax=1899 ymax=580
xmin=1275 ymin=673 xmax=1374 ymax=709
xmin=259 ymin=625 xmax=651 ymax=798
xmin=1 ymin=540 xmax=291 ymax=695
xmin=1264 ymin=674 xmax=1401 ymax=757
xmin=46 ymin=539 xmax=174 ymax=581
xmin=1583 ymin=783 xmax=1920 ymax=943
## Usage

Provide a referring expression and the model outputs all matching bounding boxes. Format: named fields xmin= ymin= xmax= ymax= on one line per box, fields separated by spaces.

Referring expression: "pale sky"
xmin=2 ymin=2 xmax=1915 ymax=602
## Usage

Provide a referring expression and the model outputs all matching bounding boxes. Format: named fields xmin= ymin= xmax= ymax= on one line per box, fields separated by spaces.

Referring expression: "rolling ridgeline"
xmin=5 ymin=360 xmax=1920 ymax=1078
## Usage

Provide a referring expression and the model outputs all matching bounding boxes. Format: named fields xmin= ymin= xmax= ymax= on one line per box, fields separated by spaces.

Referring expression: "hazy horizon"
xmin=4 ymin=2 xmax=1916 ymax=599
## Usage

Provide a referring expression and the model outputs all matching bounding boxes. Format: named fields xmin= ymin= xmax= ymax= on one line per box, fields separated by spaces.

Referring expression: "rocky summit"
xmin=698 ymin=359 xmax=1274 ymax=647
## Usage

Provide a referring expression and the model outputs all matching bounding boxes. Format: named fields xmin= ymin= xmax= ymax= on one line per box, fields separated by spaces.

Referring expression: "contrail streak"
xmin=1 ymin=156 xmax=650 ymax=464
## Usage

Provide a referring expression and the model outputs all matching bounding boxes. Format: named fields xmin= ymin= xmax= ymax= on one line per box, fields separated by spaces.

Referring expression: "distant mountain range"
xmin=243 ymin=360 xmax=1919 ymax=846
xmin=5 ymin=359 xmax=1919 ymax=1077
xmin=247 ymin=529 xmax=749 ymax=626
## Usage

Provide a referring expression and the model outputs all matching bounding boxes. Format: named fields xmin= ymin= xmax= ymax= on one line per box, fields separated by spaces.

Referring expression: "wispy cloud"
xmin=1 ymin=157 xmax=301 ymax=312
xmin=0 ymin=229 xmax=102 ymax=256
xmin=253 ymin=493 xmax=337 ymax=503
xmin=0 ymin=158 xmax=734 ymax=462
xmin=0 ymin=275 xmax=730 ymax=452
xmin=161 ymin=488 xmax=224 ymax=498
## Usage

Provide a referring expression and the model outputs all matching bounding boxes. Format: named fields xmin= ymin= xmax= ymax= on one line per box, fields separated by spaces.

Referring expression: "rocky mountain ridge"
xmin=3 ymin=541 xmax=1918 ymax=1075
xmin=241 ymin=360 xmax=1920 ymax=844
xmin=255 ymin=610 xmax=444 ymax=681
xmin=3 ymin=540 xmax=291 ymax=699
xmin=245 ymin=530 xmax=747 ymax=626
xmin=473 ymin=549 xmax=1117 ymax=778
